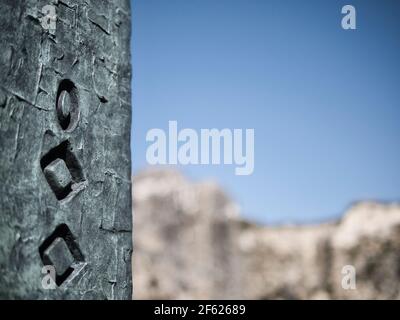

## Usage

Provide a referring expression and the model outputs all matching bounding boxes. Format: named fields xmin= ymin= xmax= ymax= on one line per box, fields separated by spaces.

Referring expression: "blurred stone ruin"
xmin=134 ymin=169 xmax=400 ymax=299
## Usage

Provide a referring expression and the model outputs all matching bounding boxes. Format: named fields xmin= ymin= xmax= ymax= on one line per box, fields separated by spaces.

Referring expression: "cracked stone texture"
xmin=0 ymin=0 xmax=132 ymax=299
xmin=134 ymin=170 xmax=400 ymax=299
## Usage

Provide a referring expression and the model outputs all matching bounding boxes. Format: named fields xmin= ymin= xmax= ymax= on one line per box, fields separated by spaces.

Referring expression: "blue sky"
xmin=130 ymin=0 xmax=400 ymax=224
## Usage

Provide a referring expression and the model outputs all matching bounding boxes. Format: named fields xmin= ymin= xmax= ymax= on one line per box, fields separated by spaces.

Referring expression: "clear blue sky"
xmin=131 ymin=0 xmax=400 ymax=224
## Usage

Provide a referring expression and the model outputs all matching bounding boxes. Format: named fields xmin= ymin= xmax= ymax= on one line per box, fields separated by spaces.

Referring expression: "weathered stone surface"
xmin=328 ymin=203 xmax=400 ymax=299
xmin=134 ymin=170 xmax=400 ymax=300
xmin=0 ymin=0 xmax=132 ymax=299
xmin=133 ymin=170 xmax=241 ymax=299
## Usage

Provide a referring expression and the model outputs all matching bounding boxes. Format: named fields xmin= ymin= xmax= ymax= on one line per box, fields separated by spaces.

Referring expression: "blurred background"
xmin=130 ymin=0 xmax=400 ymax=299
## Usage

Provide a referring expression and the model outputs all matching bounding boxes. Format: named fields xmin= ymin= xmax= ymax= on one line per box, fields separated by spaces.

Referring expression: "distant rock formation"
xmin=133 ymin=169 xmax=400 ymax=299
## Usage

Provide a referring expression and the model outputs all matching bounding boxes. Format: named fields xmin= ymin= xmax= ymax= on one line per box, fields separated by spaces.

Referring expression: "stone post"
xmin=0 ymin=0 xmax=132 ymax=299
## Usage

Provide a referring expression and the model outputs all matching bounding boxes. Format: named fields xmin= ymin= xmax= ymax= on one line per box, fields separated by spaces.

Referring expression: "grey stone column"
xmin=0 ymin=0 xmax=132 ymax=299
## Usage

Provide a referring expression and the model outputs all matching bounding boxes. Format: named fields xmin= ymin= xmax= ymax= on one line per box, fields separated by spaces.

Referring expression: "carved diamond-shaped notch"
xmin=43 ymin=159 xmax=72 ymax=200
xmin=40 ymin=140 xmax=86 ymax=201
xmin=44 ymin=238 xmax=74 ymax=278
xmin=39 ymin=224 xmax=85 ymax=286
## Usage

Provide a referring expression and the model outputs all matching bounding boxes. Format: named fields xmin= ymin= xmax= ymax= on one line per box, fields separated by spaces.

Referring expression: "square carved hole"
xmin=40 ymin=140 xmax=85 ymax=201
xmin=39 ymin=224 xmax=85 ymax=286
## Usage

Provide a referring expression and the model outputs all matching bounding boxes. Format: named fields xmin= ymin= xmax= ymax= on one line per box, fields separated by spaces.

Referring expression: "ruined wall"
xmin=133 ymin=170 xmax=242 ymax=299
xmin=134 ymin=170 xmax=400 ymax=300
xmin=0 ymin=0 xmax=132 ymax=299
